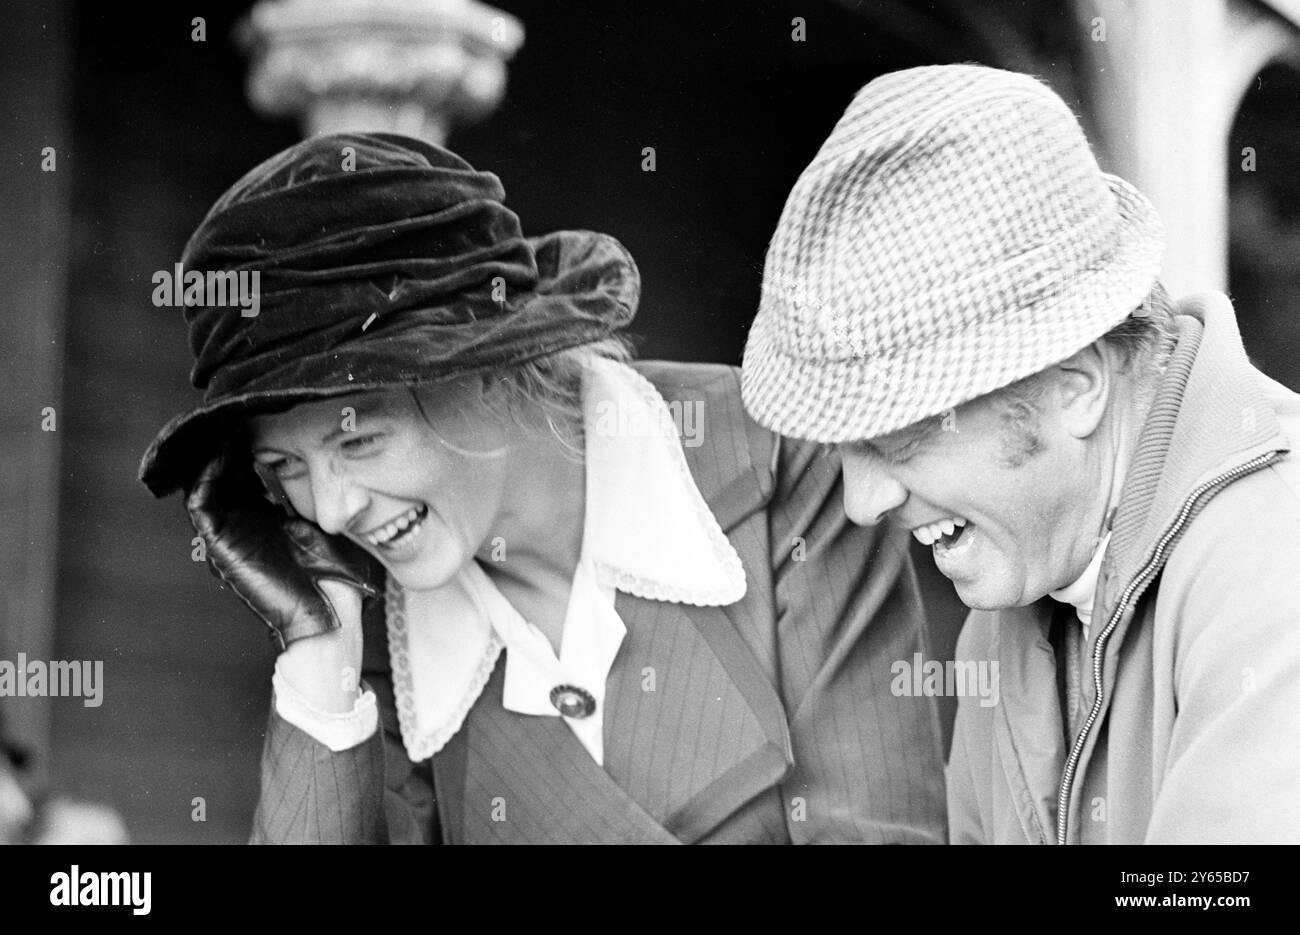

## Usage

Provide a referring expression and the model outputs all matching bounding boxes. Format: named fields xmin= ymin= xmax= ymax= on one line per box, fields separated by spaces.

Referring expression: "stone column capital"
xmin=240 ymin=0 xmax=524 ymax=144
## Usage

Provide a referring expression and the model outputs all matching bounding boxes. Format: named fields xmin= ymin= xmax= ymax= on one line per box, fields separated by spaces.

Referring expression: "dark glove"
xmin=185 ymin=444 xmax=380 ymax=651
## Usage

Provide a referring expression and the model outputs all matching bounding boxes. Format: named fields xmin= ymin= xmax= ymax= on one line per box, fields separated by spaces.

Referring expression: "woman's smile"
xmin=361 ymin=503 xmax=430 ymax=555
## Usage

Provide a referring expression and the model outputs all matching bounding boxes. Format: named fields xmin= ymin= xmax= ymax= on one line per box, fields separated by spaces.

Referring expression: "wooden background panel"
xmin=0 ymin=0 xmax=73 ymax=772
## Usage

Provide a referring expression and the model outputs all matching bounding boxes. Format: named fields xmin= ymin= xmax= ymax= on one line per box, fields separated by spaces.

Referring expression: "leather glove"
xmin=185 ymin=442 xmax=380 ymax=652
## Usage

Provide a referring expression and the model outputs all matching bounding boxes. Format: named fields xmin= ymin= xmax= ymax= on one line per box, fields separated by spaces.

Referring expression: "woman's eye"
xmin=341 ymin=433 xmax=382 ymax=453
xmin=257 ymin=457 xmax=304 ymax=482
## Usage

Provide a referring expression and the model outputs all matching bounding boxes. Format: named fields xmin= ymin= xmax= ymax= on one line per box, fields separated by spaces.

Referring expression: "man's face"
xmin=838 ymin=385 xmax=1097 ymax=610
xmin=247 ymin=381 xmax=511 ymax=591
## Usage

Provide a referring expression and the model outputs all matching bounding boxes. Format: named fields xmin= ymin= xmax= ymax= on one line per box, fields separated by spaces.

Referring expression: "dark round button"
xmin=549 ymin=684 xmax=596 ymax=719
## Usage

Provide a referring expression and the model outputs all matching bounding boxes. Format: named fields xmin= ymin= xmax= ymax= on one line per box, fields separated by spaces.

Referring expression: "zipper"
xmin=1054 ymin=450 xmax=1281 ymax=845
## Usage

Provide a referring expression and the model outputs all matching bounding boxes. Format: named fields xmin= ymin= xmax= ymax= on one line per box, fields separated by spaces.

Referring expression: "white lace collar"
xmin=582 ymin=357 xmax=746 ymax=605
xmin=387 ymin=359 xmax=747 ymax=762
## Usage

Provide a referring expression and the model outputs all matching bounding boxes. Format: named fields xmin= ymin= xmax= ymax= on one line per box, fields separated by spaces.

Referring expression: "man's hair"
xmin=996 ymin=281 xmax=1174 ymax=466
xmin=1098 ymin=281 xmax=1175 ymax=373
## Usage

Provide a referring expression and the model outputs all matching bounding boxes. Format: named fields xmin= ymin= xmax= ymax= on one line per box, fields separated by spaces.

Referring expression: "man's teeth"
xmin=365 ymin=506 xmax=426 ymax=546
xmin=912 ymin=517 xmax=967 ymax=546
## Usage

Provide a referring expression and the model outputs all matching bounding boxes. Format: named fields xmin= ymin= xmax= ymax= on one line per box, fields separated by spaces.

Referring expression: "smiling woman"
xmin=242 ymin=354 xmax=610 ymax=596
xmin=137 ymin=132 xmax=947 ymax=844
xmin=247 ymin=385 xmax=511 ymax=584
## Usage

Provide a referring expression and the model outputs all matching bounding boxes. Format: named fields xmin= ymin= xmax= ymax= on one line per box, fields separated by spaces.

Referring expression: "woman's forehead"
xmin=246 ymin=389 xmax=408 ymax=444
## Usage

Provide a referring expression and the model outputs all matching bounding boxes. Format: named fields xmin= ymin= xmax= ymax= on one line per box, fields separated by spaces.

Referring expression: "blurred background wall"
xmin=1 ymin=0 xmax=1297 ymax=843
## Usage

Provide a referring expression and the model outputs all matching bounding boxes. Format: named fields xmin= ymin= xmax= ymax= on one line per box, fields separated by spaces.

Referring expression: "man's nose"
xmin=841 ymin=451 xmax=908 ymax=526
xmin=308 ymin=460 xmax=369 ymax=536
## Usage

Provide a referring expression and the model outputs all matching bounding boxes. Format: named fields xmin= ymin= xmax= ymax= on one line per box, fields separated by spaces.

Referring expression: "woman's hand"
xmin=187 ymin=448 xmax=382 ymax=711
xmin=277 ymin=579 xmax=367 ymax=713
xmin=185 ymin=445 xmax=380 ymax=654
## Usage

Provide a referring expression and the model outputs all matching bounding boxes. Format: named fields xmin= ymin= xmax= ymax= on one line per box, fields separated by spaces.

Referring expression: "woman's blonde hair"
xmin=413 ymin=335 xmax=636 ymax=460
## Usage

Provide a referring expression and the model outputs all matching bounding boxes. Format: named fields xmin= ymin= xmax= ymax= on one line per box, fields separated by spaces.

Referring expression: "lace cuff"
xmin=272 ymin=659 xmax=378 ymax=752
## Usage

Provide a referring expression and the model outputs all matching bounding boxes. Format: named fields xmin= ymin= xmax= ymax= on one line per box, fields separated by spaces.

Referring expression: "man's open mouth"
xmin=364 ymin=505 xmax=429 ymax=551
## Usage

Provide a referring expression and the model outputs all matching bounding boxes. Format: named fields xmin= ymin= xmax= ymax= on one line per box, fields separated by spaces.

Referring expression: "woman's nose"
xmin=307 ymin=461 xmax=369 ymax=535
xmin=840 ymin=450 xmax=908 ymax=526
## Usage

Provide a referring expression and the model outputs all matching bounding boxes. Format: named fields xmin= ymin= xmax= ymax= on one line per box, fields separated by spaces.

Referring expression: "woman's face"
xmin=247 ymin=381 xmax=512 ymax=591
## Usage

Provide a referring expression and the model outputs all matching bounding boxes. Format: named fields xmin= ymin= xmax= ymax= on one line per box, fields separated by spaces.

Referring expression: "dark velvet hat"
xmin=139 ymin=132 xmax=639 ymax=497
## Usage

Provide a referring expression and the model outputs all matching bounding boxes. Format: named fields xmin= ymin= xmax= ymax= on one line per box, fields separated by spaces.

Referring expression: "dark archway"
xmin=1228 ymin=61 xmax=1300 ymax=391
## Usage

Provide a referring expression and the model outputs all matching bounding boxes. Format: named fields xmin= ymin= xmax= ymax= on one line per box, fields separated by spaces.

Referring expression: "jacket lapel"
xmin=433 ymin=657 xmax=681 ymax=844
xmin=990 ymin=601 xmax=1067 ymax=844
xmin=601 ymin=592 xmax=792 ymax=843
xmin=612 ymin=364 xmax=792 ymax=841
xmin=432 ymin=592 xmax=793 ymax=844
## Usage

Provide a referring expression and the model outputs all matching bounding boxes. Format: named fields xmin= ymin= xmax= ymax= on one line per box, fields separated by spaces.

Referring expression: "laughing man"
xmin=741 ymin=64 xmax=1300 ymax=844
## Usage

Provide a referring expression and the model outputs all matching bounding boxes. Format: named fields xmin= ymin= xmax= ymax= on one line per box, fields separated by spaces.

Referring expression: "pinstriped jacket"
xmin=250 ymin=361 xmax=947 ymax=844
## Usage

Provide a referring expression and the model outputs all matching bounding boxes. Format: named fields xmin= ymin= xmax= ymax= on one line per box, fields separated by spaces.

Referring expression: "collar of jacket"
xmin=631 ymin=360 xmax=780 ymax=530
xmin=1052 ymin=292 xmax=1292 ymax=843
xmin=1098 ymin=292 xmax=1291 ymax=627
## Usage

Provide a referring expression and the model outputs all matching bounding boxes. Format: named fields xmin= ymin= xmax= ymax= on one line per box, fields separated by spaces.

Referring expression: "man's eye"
xmin=884 ymin=441 xmax=920 ymax=465
xmin=846 ymin=438 xmax=903 ymax=459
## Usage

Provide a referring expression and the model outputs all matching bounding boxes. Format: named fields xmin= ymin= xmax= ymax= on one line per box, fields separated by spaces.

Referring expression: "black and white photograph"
xmin=1 ymin=0 xmax=1297 ymax=900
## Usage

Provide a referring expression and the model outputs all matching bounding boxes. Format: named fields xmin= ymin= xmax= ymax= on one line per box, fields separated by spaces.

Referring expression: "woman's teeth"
xmin=365 ymin=506 xmax=428 ymax=548
xmin=912 ymin=517 xmax=967 ymax=547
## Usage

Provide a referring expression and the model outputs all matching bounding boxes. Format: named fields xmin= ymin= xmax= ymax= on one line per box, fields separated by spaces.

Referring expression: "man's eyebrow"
xmin=841 ymin=438 xmax=877 ymax=455
xmin=860 ymin=417 xmax=942 ymax=463
xmin=840 ymin=437 xmax=908 ymax=465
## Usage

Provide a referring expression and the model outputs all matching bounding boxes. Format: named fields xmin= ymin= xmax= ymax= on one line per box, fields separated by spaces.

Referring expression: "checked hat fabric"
xmin=741 ymin=64 xmax=1165 ymax=443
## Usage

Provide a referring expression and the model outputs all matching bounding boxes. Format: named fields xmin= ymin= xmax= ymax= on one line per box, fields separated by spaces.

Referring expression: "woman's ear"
xmin=1052 ymin=342 xmax=1112 ymax=440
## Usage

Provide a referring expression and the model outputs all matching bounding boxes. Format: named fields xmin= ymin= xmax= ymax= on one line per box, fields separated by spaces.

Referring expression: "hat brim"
xmin=741 ymin=174 xmax=1166 ymax=443
xmin=140 ymin=229 xmax=639 ymax=497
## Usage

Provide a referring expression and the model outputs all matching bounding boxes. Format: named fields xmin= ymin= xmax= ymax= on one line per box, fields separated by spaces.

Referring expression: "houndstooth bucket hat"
xmin=741 ymin=64 xmax=1165 ymax=443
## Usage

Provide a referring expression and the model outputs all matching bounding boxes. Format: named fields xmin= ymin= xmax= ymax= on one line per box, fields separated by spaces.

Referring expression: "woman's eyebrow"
xmin=319 ymin=398 xmax=389 ymax=444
